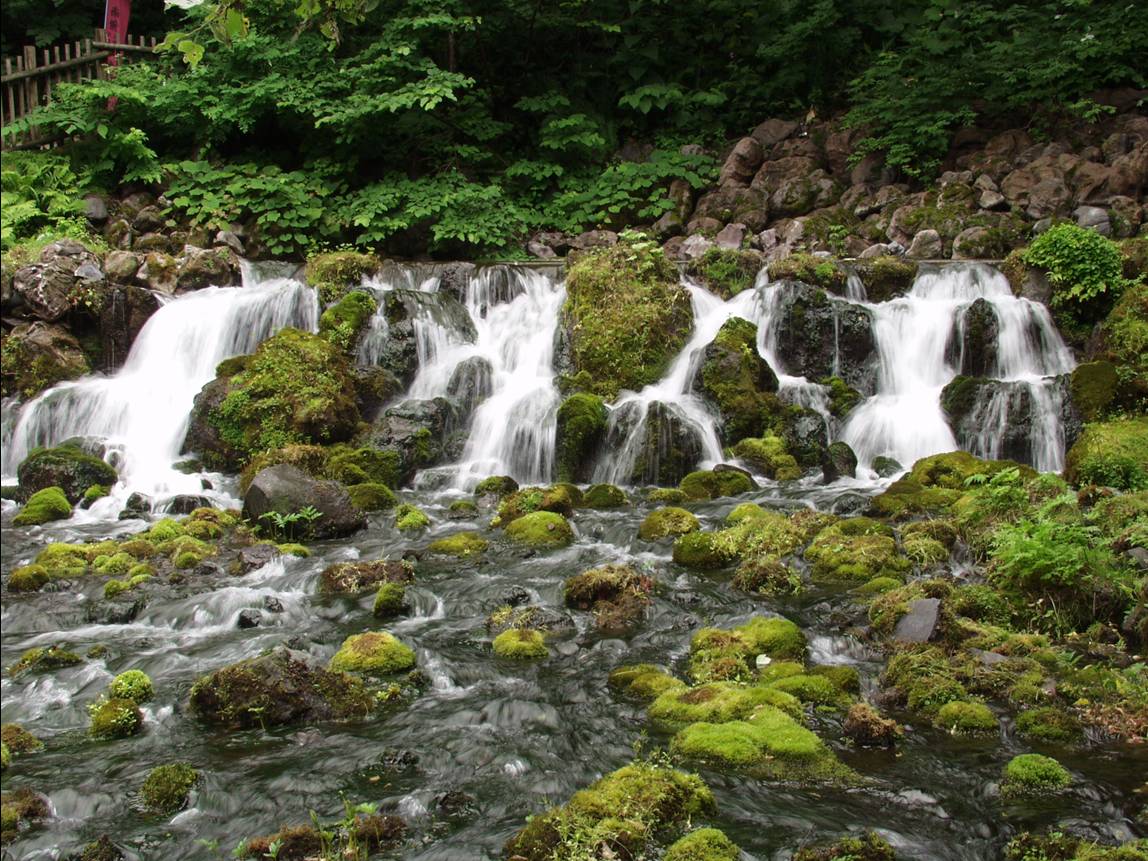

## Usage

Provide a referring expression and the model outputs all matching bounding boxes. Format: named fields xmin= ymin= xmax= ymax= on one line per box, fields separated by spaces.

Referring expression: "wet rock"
xmin=167 ymin=495 xmax=211 ymax=515
xmin=951 ymin=227 xmax=994 ymax=259
xmin=679 ymin=234 xmax=714 ymax=260
xmin=320 ymin=559 xmax=414 ymax=594
xmin=12 ymin=240 xmax=104 ymax=322
xmin=237 ymin=609 xmax=262 ymax=629
xmin=1074 ymin=205 xmax=1111 ymax=235
xmin=822 ymin=441 xmax=858 ymax=482
xmin=952 ymin=298 xmax=1000 ymax=377
xmin=569 ymin=230 xmax=618 ymax=250
xmin=872 ymin=456 xmax=903 ymax=477
xmin=243 ymin=464 xmax=365 ymax=539
xmin=360 ymin=397 xmax=459 ymax=486
xmin=772 ymin=283 xmax=876 ymax=393
xmin=446 ymin=357 xmax=493 ymax=423
xmin=602 ymin=400 xmax=705 ymax=486
xmin=176 ymin=246 xmax=240 ymax=291
xmin=233 ymin=543 xmax=281 ymax=575
xmin=714 ymin=222 xmax=746 ymax=249
xmin=555 ymin=393 xmax=608 ymax=483
xmin=751 ymin=118 xmax=799 ymax=148
xmin=214 ymin=229 xmax=246 ymax=255
xmin=137 ymin=252 xmax=178 ymax=293
xmin=697 ymin=317 xmax=779 ymax=444
xmin=486 ymin=604 xmax=574 ymax=636
xmin=263 ymin=595 xmax=285 ymax=613
xmin=16 ymin=443 xmax=118 ymax=504
xmin=893 ymin=598 xmax=941 ymax=643
xmin=99 ymin=284 xmax=160 ymax=371
xmin=118 ymin=493 xmax=151 ymax=520
xmin=0 ymin=322 xmax=91 ymax=398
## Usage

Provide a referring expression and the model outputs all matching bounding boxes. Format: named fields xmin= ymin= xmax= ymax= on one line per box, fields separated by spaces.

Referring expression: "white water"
xmin=840 ymin=263 xmax=1074 ymax=473
xmin=1 ymin=265 xmax=317 ymax=511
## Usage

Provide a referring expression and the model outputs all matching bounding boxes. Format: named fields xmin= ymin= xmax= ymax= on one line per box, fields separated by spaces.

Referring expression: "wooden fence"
xmin=1 ymin=29 xmax=157 ymax=149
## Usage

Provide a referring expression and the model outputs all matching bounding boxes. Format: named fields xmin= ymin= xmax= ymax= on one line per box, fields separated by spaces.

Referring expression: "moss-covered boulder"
xmin=639 ymin=507 xmax=700 ymax=540
xmin=372 ymin=582 xmax=407 ymax=618
xmin=243 ymin=464 xmax=366 ymax=539
xmin=185 ymin=328 xmax=361 ymax=470
xmin=1015 ymin=706 xmax=1083 ymax=743
xmin=319 ymin=559 xmax=413 ymax=594
xmin=503 ymin=761 xmax=713 ymax=861
xmin=427 ymin=531 xmax=489 ymax=557
xmin=842 ymin=703 xmax=901 ymax=747
xmin=0 ymin=788 xmax=49 ymax=843
xmin=346 ymin=482 xmax=398 ymax=512
xmin=805 ymin=518 xmax=910 ymax=582
xmin=1099 ymin=279 xmax=1147 ymax=410
xmin=868 ymin=451 xmax=1032 ymax=519
xmin=854 ymin=256 xmax=918 ymax=302
xmin=697 ymin=317 xmax=778 ymax=444
xmin=686 ymin=247 xmax=764 ymax=299
xmin=554 ymin=393 xmax=608 ymax=482
xmin=16 ymin=444 xmax=117 ymax=504
xmin=492 ymin=628 xmax=549 ymax=660
xmin=732 ymin=435 xmax=801 ymax=480
xmin=1065 ymin=417 xmax=1148 ymax=490
xmin=141 ymin=762 xmax=198 ymax=814
xmin=581 ymin=483 xmax=627 ymax=509
xmin=1069 ymin=361 xmax=1118 ymax=421
xmin=0 ymin=321 xmax=91 ymax=399
xmin=12 ymin=486 xmax=72 ymax=526
xmin=649 ymin=681 xmax=801 ymax=729
xmin=393 ymin=503 xmax=430 ymax=531
xmin=1000 ymin=754 xmax=1070 ymax=799
xmin=318 ymin=290 xmax=376 ymax=353
xmin=607 ymin=665 xmax=686 ymax=701
xmin=8 ymin=645 xmax=82 ymax=676
xmin=89 ymin=697 xmax=144 ymax=740
xmin=109 ymin=669 xmax=153 ymax=703
xmin=767 ymin=253 xmax=847 ymax=293
xmin=492 ymin=485 xmax=577 ymax=527
xmin=505 ymin=511 xmax=574 ymax=548
xmin=189 ymin=648 xmax=373 ymax=729
xmin=664 ymin=828 xmax=740 ymax=861
xmin=679 ymin=469 xmax=755 ymax=500
xmin=305 ymin=250 xmax=379 ymax=304
xmin=689 ymin=616 xmax=806 ymax=683
xmin=934 ymin=700 xmax=997 ymax=736
xmin=561 ymin=239 xmax=692 ymax=400
xmin=329 ymin=632 xmax=416 ymax=676
xmin=0 ymin=725 xmax=43 ymax=757
xmin=564 ymin=564 xmax=653 ymax=629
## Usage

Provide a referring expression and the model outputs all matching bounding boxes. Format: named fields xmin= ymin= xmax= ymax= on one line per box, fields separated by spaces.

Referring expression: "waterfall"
xmin=840 ymin=263 xmax=1074 ymax=473
xmin=1 ymin=266 xmax=317 ymax=509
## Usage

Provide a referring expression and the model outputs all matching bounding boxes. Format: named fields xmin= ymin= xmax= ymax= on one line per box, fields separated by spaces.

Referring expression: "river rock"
xmin=234 ymin=543 xmax=282 ymax=575
xmin=137 ymin=251 xmax=179 ymax=293
xmin=243 ymin=464 xmax=365 ymax=539
xmin=697 ymin=316 xmax=779 ymax=443
xmin=12 ymin=240 xmax=104 ymax=322
xmin=99 ymin=284 xmax=160 ymax=370
xmin=360 ymin=397 xmax=459 ymax=486
xmin=16 ymin=443 xmax=118 ymax=504
xmin=378 ymin=289 xmax=475 ymax=386
xmin=893 ymin=598 xmax=941 ymax=643
xmin=1074 ymin=205 xmax=1111 ymax=235
xmin=446 ymin=357 xmax=493 ymax=422
xmin=237 ymin=608 xmax=262 ymax=629
xmin=772 ymin=282 xmax=876 ymax=392
xmin=118 ymin=492 xmax=151 ymax=520
xmin=168 ymin=494 xmax=211 ymax=514
xmin=821 ymin=441 xmax=858 ymax=482
xmin=718 ymin=137 xmax=764 ymax=188
xmin=951 ymin=298 xmax=999 ymax=377
xmin=0 ymin=322 xmax=91 ymax=398
xmin=176 ymin=246 xmax=240 ymax=291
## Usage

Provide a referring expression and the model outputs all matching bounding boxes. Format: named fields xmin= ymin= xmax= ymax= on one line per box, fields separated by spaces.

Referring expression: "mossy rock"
xmin=805 ymin=520 xmax=910 ymax=582
xmin=766 ymin=673 xmax=853 ymax=709
xmin=697 ymin=318 xmax=779 ymax=444
xmin=767 ymin=253 xmax=847 ymax=292
xmin=1065 ymin=417 xmax=1148 ymax=491
xmin=582 ymin=483 xmax=628 ymax=509
xmin=1000 ymin=753 xmax=1070 ymax=799
xmin=1100 ymin=279 xmax=1147 ymax=410
xmin=9 ymin=645 xmax=83 ymax=676
xmin=842 ymin=703 xmax=901 ymax=748
xmin=1015 ymin=706 xmax=1083 ymax=743
xmin=555 ymin=393 xmax=608 ymax=483
xmin=854 ymin=256 xmax=918 ymax=302
xmin=664 ymin=827 xmax=740 ymax=861
xmin=689 ymin=616 xmax=806 ymax=683
xmin=505 ymin=511 xmax=574 ymax=548
xmin=562 ymin=239 xmax=693 ymax=400
xmin=7 ymin=564 xmax=49 ymax=593
xmin=318 ymin=290 xmax=376 ymax=352
xmin=346 ymin=482 xmax=398 ymax=512
xmin=329 ymin=632 xmax=416 ymax=676
xmin=670 ymin=707 xmax=854 ymax=782
xmin=639 ymin=507 xmax=700 ymax=540
xmin=13 ymin=486 xmax=72 ymax=526
xmin=319 ymin=559 xmax=413 ymax=593
xmin=686 ymin=247 xmax=763 ymax=298
xmin=16 ymin=444 xmax=117 ymax=504
xmin=474 ymin=475 xmax=519 ymax=499
xmin=89 ymin=697 xmax=144 ymax=740
xmin=305 ymin=250 xmax=379 ymax=304
xmin=492 ymin=628 xmax=549 ymax=660
xmin=647 ymin=488 xmax=689 ymax=504
xmin=907 ymin=451 xmax=1034 ymax=490
xmin=793 ymin=832 xmax=896 ymax=861
xmin=189 ymin=648 xmax=373 ymax=729
xmin=818 ymin=376 xmax=863 ymax=419
xmin=141 ymin=762 xmax=198 ymax=814
xmin=393 ymin=503 xmax=430 ymax=531
xmin=731 ymin=555 xmax=802 ymax=596
xmin=109 ymin=669 xmax=153 ymax=703
xmin=372 ymin=582 xmax=407 ymax=618
xmin=867 ymin=476 xmax=963 ymax=519
xmin=607 ymin=665 xmax=686 ymax=701
xmin=0 ymin=725 xmax=43 ymax=756
xmin=427 ymin=531 xmax=489 ymax=557
xmin=649 ymin=681 xmax=801 ymax=728
xmin=679 ymin=469 xmax=755 ymax=500
xmin=494 ymin=485 xmax=577 ymax=526
xmin=0 ymin=788 xmax=49 ymax=843
xmin=503 ymin=760 xmax=714 ymax=861
xmin=1070 ymin=361 xmax=1118 ymax=421
xmin=934 ymin=700 xmax=997 ymax=736
xmin=732 ymin=435 xmax=801 ymax=480
xmin=672 ymin=531 xmax=731 ymax=570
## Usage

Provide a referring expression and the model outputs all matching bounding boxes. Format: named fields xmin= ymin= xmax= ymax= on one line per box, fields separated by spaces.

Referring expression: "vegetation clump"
xmin=564 ymin=564 xmax=653 ymax=629
xmin=373 ymin=582 xmax=407 ymax=618
xmin=12 ymin=486 xmax=72 ymax=526
xmin=639 ymin=507 xmax=700 ymax=540
xmin=581 ymin=483 xmax=628 ymax=509
xmin=89 ymin=697 xmax=144 ymax=740
xmin=109 ymin=669 xmax=154 ymax=704
xmin=9 ymin=645 xmax=83 ymax=676
xmin=1064 ymin=417 xmax=1148 ymax=491
xmin=505 ymin=511 xmax=574 ymax=548
xmin=329 ymin=632 xmax=416 ymax=676
xmin=664 ymin=827 xmax=741 ymax=861
xmin=141 ymin=762 xmax=198 ymax=814
xmin=934 ymin=700 xmax=997 ymax=736
xmin=767 ymin=254 xmax=846 ymax=292
xmin=317 ymin=289 xmax=376 ymax=351
xmin=427 ymin=531 xmax=490 ymax=557
xmin=393 ymin=503 xmax=430 ymax=531
xmin=689 ymin=616 xmax=806 ymax=683
xmin=1000 ymin=754 xmax=1071 ymax=799
xmin=492 ymin=628 xmax=549 ymax=660
xmin=793 ymin=832 xmax=896 ymax=861
xmin=554 ymin=394 xmax=608 ymax=482
xmin=678 ymin=469 xmax=755 ymax=500
xmin=608 ymin=665 xmax=686 ymax=701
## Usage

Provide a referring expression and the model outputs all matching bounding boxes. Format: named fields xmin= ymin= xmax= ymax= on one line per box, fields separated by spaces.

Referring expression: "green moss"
xmin=639 ymin=507 xmax=700 ymax=540
xmin=109 ymin=669 xmax=154 ymax=703
xmin=793 ymin=832 xmax=896 ymax=861
xmin=146 ymin=519 xmax=184 ymax=541
xmin=13 ymin=486 xmax=72 ymax=526
xmin=93 ymin=551 xmax=135 ymax=575
xmin=141 ymin=762 xmax=198 ymax=813
xmin=855 ymin=256 xmax=919 ymax=302
xmin=505 ymin=511 xmax=574 ymax=548
xmin=83 ymin=484 xmax=110 ymax=505
xmin=902 ymin=534 xmax=949 ymax=566
xmin=855 ymin=575 xmax=903 ymax=595
xmin=687 ymin=247 xmax=762 ymax=298
xmin=305 ymin=250 xmax=379 ymax=304
xmin=0 ymin=725 xmax=43 ymax=755
xmin=883 ymin=647 xmax=970 ymax=716
xmin=9 ymin=645 xmax=82 ymax=676
xmin=492 ymin=627 xmax=549 ymax=660
xmin=698 ymin=317 xmax=778 ymax=443
xmin=1065 ymin=417 xmax=1148 ymax=490
xmin=555 ymin=393 xmax=608 ymax=482
xmin=372 ymin=582 xmax=407 ymax=618
xmin=562 ymin=238 xmax=693 ymax=401
xmin=474 ymin=475 xmax=519 ymax=498
xmin=910 ymin=451 xmax=1033 ymax=490
xmin=607 ymin=665 xmax=686 ymax=701
xmin=649 ymin=681 xmax=801 ymax=727
xmin=934 ymin=700 xmax=997 ymax=735
xmin=679 ymin=469 xmax=754 ymax=500
xmin=427 ymin=531 xmax=489 ymax=557
xmin=732 ymin=555 xmax=803 ymax=596
xmin=670 ymin=707 xmax=854 ymax=782
xmin=104 ymin=578 xmax=132 ymax=598
xmin=672 ymin=531 xmax=733 ymax=570
xmin=393 ymin=503 xmax=430 ymax=531
xmin=647 ymin=488 xmax=689 ymax=504
xmin=1101 ymin=279 xmax=1147 ymax=410
xmin=767 ymin=673 xmax=853 ymax=709
xmin=664 ymin=827 xmax=740 ymax=861
xmin=689 ymin=617 xmax=806 ymax=683
xmin=767 ymin=253 xmax=847 ymax=292
xmin=318 ymin=290 xmax=376 ymax=351
xmin=15 ymin=444 xmax=118 ymax=504
xmin=0 ymin=788 xmax=49 ymax=842
xmin=277 ymin=542 xmax=311 ymax=557
xmin=818 ymin=376 xmax=863 ymax=419
xmin=0 ymin=744 xmax=8 ymax=772
xmin=1015 ymin=706 xmax=1084 ymax=743
xmin=1070 ymin=361 xmax=1118 ymax=421
xmin=1001 ymin=754 xmax=1070 ymax=799
xmin=89 ymin=697 xmax=144 ymax=740
xmin=493 ymin=485 xmax=577 ymax=526
xmin=868 ymin=476 xmax=963 ymax=518
xmin=347 ymin=482 xmax=398 ymax=512
xmin=172 ymin=550 xmax=203 ymax=570
xmin=329 ymin=631 xmax=416 ymax=676
xmin=805 ymin=519 xmax=910 ymax=582
xmin=8 ymin=564 xmax=49 ymax=592
xmin=582 ymin=483 xmax=628 ymax=509
xmin=504 ymin=760 xmax=714 ymax=861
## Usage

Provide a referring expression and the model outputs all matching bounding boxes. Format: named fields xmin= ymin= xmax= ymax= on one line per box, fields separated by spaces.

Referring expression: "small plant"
xmin=258 ymin=506 xmax=322 ymax=540
xmin=1022 ymin=223 xmax=1127 ymax=319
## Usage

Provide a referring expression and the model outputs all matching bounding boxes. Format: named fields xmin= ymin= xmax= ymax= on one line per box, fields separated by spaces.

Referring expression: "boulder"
xmin=821 ymin=441 xmax=858 ymax=482
xmin=601 ymin=400 xmax=705 ymax=486
xmin=137 ymin=252 xmax=179 ymax=293
xmin=360 ymin=397 xmax=459 ymax=485
xmin=446 ymin=356 xmax=493 ymax=423
xmin=0 ymin=322 xmax=91 ymax=398
xmin=103 ymin=250 xmax=141 ymax=282
xmin=16 ymin=443 xmax=118 ymax=504
xmin=906 ymin=229 xmax=943 ymax=259
xmin=751 ymin=118 xmax=799 ymax=149
xmin=771 ymin=283 xmax=876 ymax=392
xmin=11 ymin=240 xmax=104 ymax=322
xmin=714 ymin=223 xmax=746 ymax=249
xmin=691 ymin=186 xmax=768 ymax=233
xmin=176 ymin=246 xmax=240 ymax=291
xmin=893 ymin=598 xmax=941 ymax=643
xmin=555 ymin=393 xmax=608 ymax=483
xmin=952 ymin=298 xmax=999 ymax=377
xmin=1073 ymin=205 xmax=1111 ymax=235
xmin=99 ymin=284 xmax=161 ymax=371
xmin=242 ymin=464 xmax=365 ymax=539
xmin=696 ymin=317 xmax=779 ymax=444
xmin=718 ymin=137 xmax=764 ymax=187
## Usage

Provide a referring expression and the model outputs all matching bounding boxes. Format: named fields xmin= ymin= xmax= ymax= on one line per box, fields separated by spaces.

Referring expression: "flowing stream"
xmin=1 ymin=260 xmax=1128 ymax=861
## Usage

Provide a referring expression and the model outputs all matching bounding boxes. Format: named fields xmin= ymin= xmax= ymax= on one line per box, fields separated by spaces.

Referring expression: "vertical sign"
xmin=104 ymin=0 xmax=132 ymax=65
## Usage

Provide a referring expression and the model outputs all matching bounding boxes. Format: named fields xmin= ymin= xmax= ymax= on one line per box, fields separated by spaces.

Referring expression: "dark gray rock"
xmin=951 ymin=298 xmax=1000 ymax=378
xmin=233 ymin=543 xmax=282 ymax=575
xmin=893 ymin=598 xmax=941 ymax=643
xmin=167 ymin=495 xmax=211 ymax=515
xmin=16 ymin=443 xmax=117 ymax=504
xmin=872 ymin=455 xmax=903 ymax=477
xmin=822 ymin=441 xmax=858 ymax=482
xmin=242 ymin=465 xmax=365 ymax=539
xmin=600 ymin=400 xmax=705 ymax=486
xmin=772 ymin=282 xmax=876 ymax=393
xmin=237 ymin=609 xmax=262 ymax=629
xmin=118 ymin=492 xmax=151 ymax=520
xmin=447 ymin=357 xmax=493 ymax=423
xmin=12 ymin=240 xmax=105 ymax=322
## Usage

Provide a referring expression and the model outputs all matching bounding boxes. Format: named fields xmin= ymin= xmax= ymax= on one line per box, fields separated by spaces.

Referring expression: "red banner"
xmin=103 ymin=0 xmax=131 ymax=65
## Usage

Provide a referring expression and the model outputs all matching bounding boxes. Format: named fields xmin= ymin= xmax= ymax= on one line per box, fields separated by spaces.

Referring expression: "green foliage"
xmin=0 ymin=152 xmax=90 ymax=251
xmin=1023 ymin=224 xmax=1128 ymax=319
xmin=108 ymin=669 xmax=154 ymax=704
xmin=141 ymin=762 xmax=198 ymax=814
xmin=258 ymin=505 xmax=322 ymax=541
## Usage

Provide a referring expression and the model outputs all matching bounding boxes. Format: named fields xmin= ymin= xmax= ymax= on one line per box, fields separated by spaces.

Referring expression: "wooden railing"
xmin=1 ymin=29 xmax=157 ymax=150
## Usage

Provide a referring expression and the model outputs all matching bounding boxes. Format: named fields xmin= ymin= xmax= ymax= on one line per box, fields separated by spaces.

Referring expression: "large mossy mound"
xmin=562 ymin=238 xmax=692 ymax=401
xmin=804 ymin=517 xmax=909 ymax=582
xmin=505 ymin=511 xmax=574 ymax=548
xmin=12 ymin=486 xmax=72 ymax=526
xmin=689 ymin=616 xmax=806 ymax=683
xmin=16 ymin=444 xmax=117 ymax=504
xmin=491 ymin=628 xmax=549 ymax=660
xmin=554 ymin=393 xmax=608 ymax=482
xmin=649 ymin=681 xmax=801 ymax=728
xmin=189 ymin=648 xmax=373 ymax=729
xmin=304 ymin=250 xmax=379 ymax=304
xmin=503 ymin=761 xmax=713 ymax=861
xmin=1065 ymin=417 xmax=1148 ymax=491
xmin=679 ymin=469 xmax=755 ymax=500
xmin=328 ymin=631 xmax=416 ymax=676
xmin=639 ymin=507 xmax=700 ymax=540
xmin=317 ymin=290 xmax=376 ymax=352
xmin=188 ymin=328 xmax=361 ymax=470
xmin=697 ymin=317 xmax=779 ymax=444
xmin=685 ymin=247 xmax=763 ymax=299
xmin=664 ymin=827 xmax=741 ymax=861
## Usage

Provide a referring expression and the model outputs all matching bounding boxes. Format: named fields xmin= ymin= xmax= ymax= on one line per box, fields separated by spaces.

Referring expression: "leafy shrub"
xmin=0 ymin=151 xmax=89 ymax=251
xmin=1022 ymin=223 xmax=1127 ymax=319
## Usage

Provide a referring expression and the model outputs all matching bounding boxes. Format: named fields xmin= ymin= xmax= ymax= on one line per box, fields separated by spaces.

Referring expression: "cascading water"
xmin=0 ymin=265 xmax=317 ymax=510
xmin=840 ymin=262 xmax=1074 ymax=473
